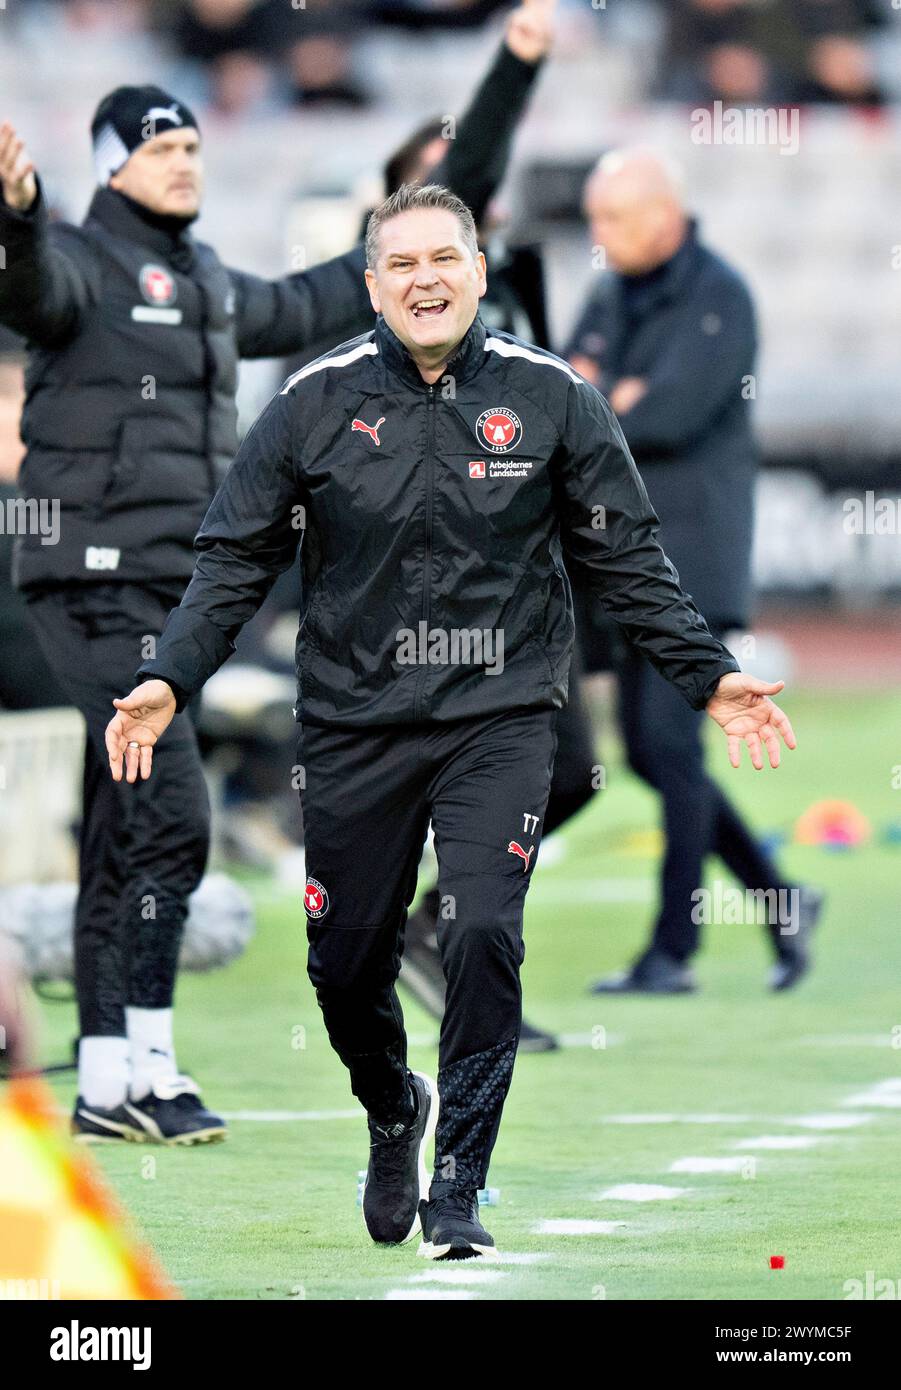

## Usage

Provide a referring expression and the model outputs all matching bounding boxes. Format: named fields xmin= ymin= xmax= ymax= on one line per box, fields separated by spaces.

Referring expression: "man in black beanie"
xmin=0 ymin=86 xmax=372 ymax=1143
xmin=0 ymin=33 xmax=554 ymax=1143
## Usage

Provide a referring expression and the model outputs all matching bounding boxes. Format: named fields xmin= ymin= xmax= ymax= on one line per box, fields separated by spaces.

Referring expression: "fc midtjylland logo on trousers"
xmin=304 ymin=878 xmax=329 ymax=918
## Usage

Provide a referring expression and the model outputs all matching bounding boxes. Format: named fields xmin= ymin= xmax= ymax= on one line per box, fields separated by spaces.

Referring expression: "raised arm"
xmin=0 ymin=124 xmax=96 ymax=347
xmin=430 ymin=0 xmax=555 ymax=225
xmin=230 ymin=242 xmax=368 ymax=360
xmin=231 ymin=0 xmax=554 ymax=360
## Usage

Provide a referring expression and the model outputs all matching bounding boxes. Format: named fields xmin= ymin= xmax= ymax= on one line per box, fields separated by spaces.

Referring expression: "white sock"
xmin=78 ymin=1036 xmax=130 ymax=1110
xmin=127 ymin=1006 xmax=177 ymax=1101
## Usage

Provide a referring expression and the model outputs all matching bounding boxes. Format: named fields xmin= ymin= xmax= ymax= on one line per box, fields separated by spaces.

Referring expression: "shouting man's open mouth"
xmin=411 ymin=298 xmax=449 ymax=319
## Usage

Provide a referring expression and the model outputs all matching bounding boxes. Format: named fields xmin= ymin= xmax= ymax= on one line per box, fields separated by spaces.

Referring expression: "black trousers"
xmin=25 ymin=582 xmax=210 ymax=1036
xmin=617 ymin=635 xmax=786 ymax=964
xmin=299 ymin=705 xmax=557 ymax=1194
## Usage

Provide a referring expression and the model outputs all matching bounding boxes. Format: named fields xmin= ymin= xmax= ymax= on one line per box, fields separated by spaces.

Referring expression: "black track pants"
xmin=25 ymin=582 xmax=210 ymax=1036
xmin=618 ymin=636 xmax=785 ymax=963
xmin=299 ymin=705 xmax=557 ymax=1193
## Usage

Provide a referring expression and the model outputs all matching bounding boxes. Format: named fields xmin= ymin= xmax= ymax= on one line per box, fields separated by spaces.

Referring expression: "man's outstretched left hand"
xmin=706 ymin=672 xmax=797 ymax=770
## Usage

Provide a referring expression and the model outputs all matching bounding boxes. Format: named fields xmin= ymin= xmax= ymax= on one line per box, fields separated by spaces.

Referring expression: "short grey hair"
xmin=365 ymin=183 xmax=479 ymax=269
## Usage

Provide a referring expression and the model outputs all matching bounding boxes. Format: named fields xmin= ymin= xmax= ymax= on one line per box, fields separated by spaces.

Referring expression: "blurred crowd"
xmin=12 ymin=0 xmax=894 ymax=112
xmin=660 ymin=0 xmax=888 ymax=105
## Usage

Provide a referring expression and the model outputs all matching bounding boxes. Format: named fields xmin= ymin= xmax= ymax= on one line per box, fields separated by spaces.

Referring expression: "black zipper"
xmin=413 ymin=383 xmax=437 ymax=720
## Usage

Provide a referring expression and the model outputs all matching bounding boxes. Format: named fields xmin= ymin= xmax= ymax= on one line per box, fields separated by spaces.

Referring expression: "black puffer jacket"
xmin=138 ymin=313 xmax=739 ymax=725
xmin=0 ymin=183 xmax=368 ymax=589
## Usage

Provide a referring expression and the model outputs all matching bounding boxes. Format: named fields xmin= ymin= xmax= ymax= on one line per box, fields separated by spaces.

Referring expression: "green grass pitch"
xmin=36 ymin=689 xmax=901 ymax=1300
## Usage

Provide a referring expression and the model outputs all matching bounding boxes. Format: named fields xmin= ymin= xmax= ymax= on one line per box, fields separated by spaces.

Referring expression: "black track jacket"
xmin=137 ymin=312 xmax=740 ymax=727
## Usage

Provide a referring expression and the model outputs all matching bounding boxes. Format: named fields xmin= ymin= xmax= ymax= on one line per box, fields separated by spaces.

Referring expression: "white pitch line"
xmin=219 ymin=1109 xmax=361 ymax=1122
xmin=789 ymin=1113 xmax=874 ymax=1130
xmin=844 ymin=1094 xmax=901 ymax=1109
xmin=843 ymin=1080 xmax=901 ymax=1109
xmin=532 ymin=1219 xmax=626 ymax=1236
xmin=670 ymin=1156 xmax=752 ymax=1174
xmin=800 ymin=1035 xmax=896 ymax=1048
xmin=495 ymin=1253 xmax=554 ymax=1265
xmin=385 ymin=1289 xmax=477 ymax=1301
xmin=558 ymin=1032 xmax=625 ymax=1049
xmin=533 ymin=836 xmax=567 ymax=869
xmin=730 ymin=1136 xmax=823 ymax=1151
xmin=596 ymin=1184 xmax=691 ymax=1201
xmin=408 ymin=1269 xmax=506 ymax=1285
xmin=602 ymin=1113 xmax=751 ymax=1125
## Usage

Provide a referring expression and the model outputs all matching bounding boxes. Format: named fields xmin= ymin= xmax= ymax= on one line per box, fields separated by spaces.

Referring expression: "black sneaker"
xmin=590 ymin=947 xmax=697 ymax=995
xmin=401 ymin=891 xmax=559 ymax=1049
xmin=362 ymin=1071 xmax=437 ymax=1245
xmin=769 ymin=885 xmax=824 ymax=991
xmin=417 ymin=1190 xmax=498 ymax=1261
xmin=123 ymin=1075 xmax=227 ymax=1146
xmin=71 ymin=1096 xmax=145 ymax=1144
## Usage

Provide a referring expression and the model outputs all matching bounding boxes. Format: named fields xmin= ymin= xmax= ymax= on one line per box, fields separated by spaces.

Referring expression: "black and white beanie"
xmin=90 ymin=85 xmax=200 ymax=186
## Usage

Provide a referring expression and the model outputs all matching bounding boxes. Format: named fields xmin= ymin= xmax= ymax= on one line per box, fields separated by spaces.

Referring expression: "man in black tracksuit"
xmin=0 ymin=26 xmax=549 ymax=1141
xmin=109 ymin=184 xmax=796 ymax=1260
xmin=332 ymin=71 xmax=593 ymax=1050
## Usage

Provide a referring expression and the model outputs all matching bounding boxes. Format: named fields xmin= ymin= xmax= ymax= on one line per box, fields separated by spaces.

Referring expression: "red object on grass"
xmin=770 ymin=1256 xmax=785 ymax=1269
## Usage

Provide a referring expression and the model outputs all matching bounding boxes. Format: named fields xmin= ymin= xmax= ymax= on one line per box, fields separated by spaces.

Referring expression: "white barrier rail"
xmin=0 ymin=708 xmax=85 ymax=884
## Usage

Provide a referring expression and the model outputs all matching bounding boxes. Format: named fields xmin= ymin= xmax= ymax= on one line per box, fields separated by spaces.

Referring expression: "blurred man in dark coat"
xmin=568 ymin=149 xmax=821 ymax=994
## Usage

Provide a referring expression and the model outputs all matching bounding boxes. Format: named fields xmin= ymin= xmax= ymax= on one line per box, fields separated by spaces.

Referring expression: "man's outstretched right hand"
xmin=105 ymin=679 xmax=177 ymax=783
xmin=0 ymin=122 xmax=37 ymax=212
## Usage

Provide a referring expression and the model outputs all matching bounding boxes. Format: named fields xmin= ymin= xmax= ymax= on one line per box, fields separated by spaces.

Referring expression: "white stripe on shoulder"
xmin=484 ymin=336 xmax=582 ymax=385
xmin=280 ymin=340 xmax=378 ymax=395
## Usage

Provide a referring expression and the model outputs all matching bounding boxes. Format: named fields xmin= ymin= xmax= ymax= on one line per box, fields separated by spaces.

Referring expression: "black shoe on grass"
xmin=769 ymin=885 xmax=824 ymax=991
xmin=401 ymin=892 xmax=558 ymax=1049
xmin=417 ymin=1190 xmax=498 ymax=1261
xmin=518 ymin=1018 xmax=559 ymax=1053
xmin=362 ymin=1071 xmax=437 ymax=1245
xmin=590 ymin=947 xmax=697 ymax=995
xmin=72 ymin=1096 xmax=144 ymax=1144
xmin=123 ymin=1075 xmax=226 ymax=1145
